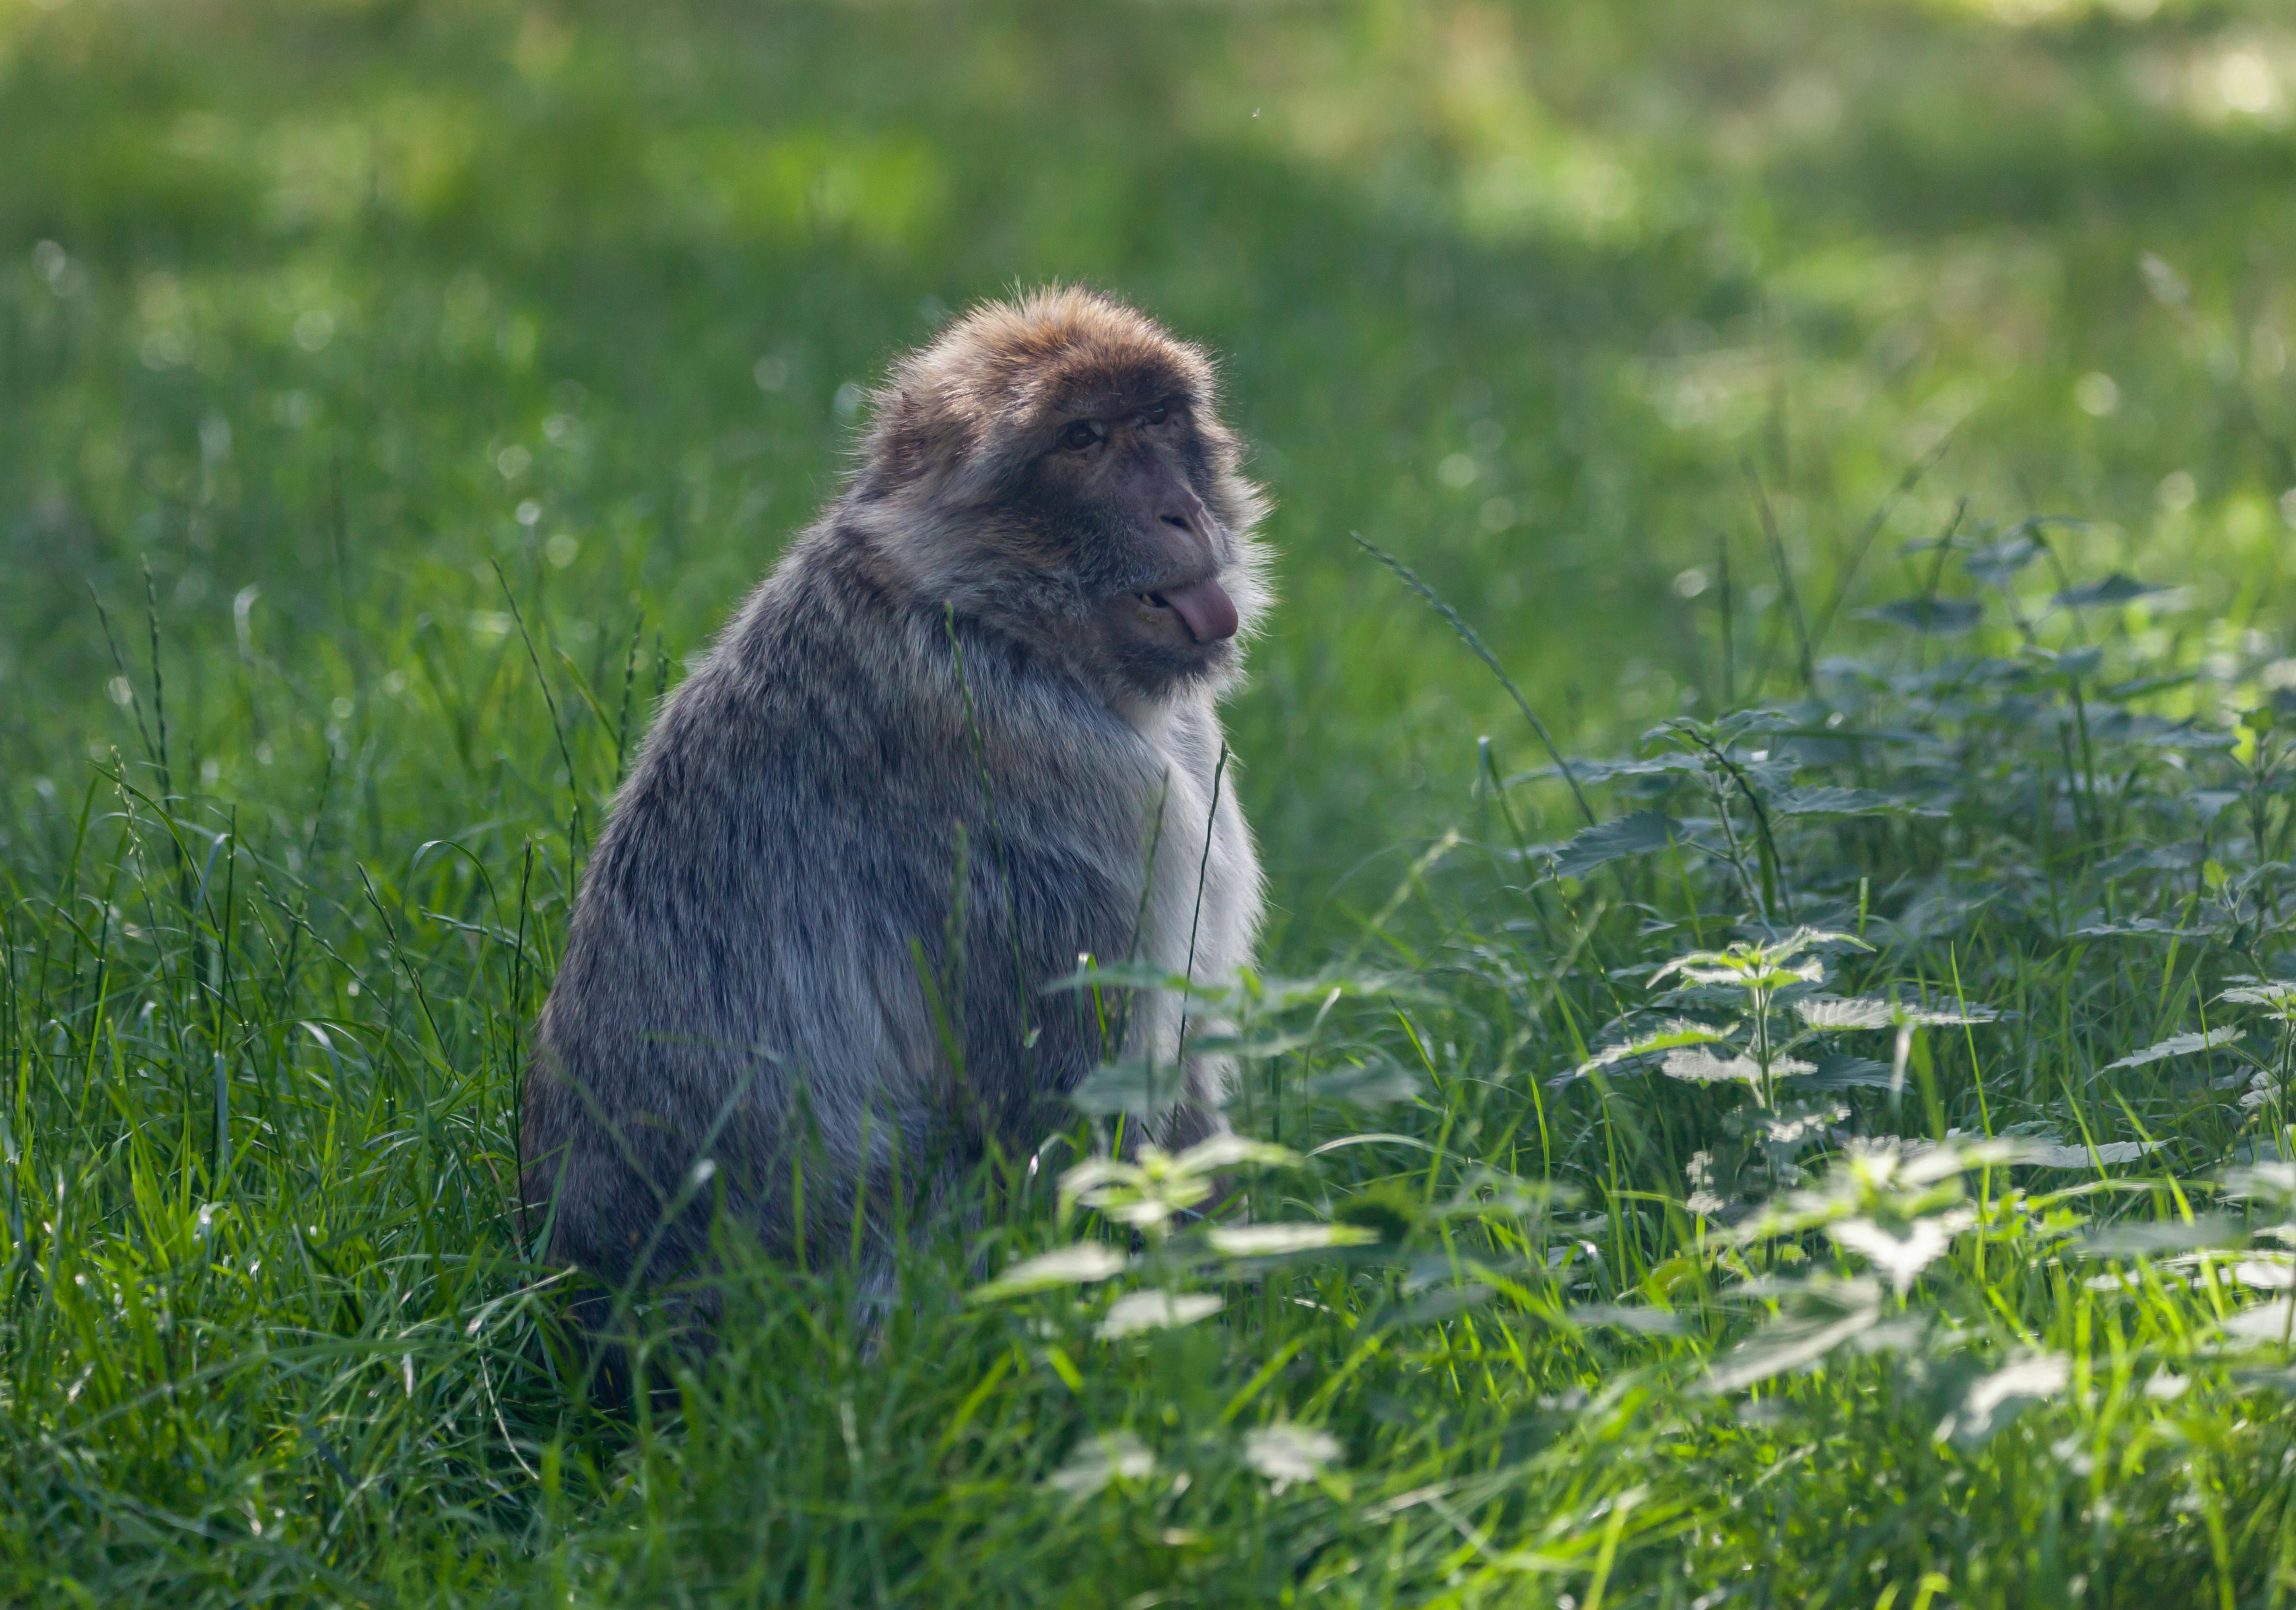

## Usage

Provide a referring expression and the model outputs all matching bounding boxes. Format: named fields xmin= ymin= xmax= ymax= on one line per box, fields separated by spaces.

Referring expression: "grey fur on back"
xmin=522 ymin=287 xmax=1267 ymax=1302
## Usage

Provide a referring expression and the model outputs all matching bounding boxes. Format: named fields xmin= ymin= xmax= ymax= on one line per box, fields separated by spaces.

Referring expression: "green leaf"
xmin=1508 ymin=754 xmax=1700 ymax=788
xmin=1097 ymin=1291 xmax=1221 ymax=1339
xmin=2223 ymin=1300 xmax=2296 ymax=1344
xmin=1858 ymin=597 xmax=1983 ymax=634
xmin=1303 ymin=1061 xmax=1423 ymax=1108
xmin=2077 ymin=1214 xmax=2242 ymax=1255
xmin=2068 ymin=917 xmax=2216 ymax=941
xmin=1041 ymin=959 xmax=1208 ymax=999
xmin=1549 ymin=811 xmax=1681 ymax=880
xmin=1566 ymin=1302 xmax=1686 ymax=1335
xmin=1902 ymin=999 xmax=2001 ymax=1027
xmin=1770 ymin=786 xmax=1948 ymax=818
xmin=1785 ymin=1054 xmax=1898 ymax=1090
xmin=1332 ymin=1181 xmax=1421 ymax=1245
xmin=973 ymin=1243 xmax=1128 ymax=1300
xmin=2012 ymin=1139 xmax=2163 ymax=1168
xmin=1068 ymin=1059 xmax=1195 ymax=1117
xmin=2092 ymin=844 xmax=2205 ymax=878
xmin=1241 ymin=1424 xmax=1343 ymax=1485
xmin=1935 ymin=1352 xmax=2070 ymax=1448
xmin=1570 ymin=1018 xmax=1733 ymax=1079
xmin=1044 ymin=1432 xmax=1155 ymax=1496
xmin=2053 ymin=573 xmax=2168 ymax=609
xmin=1394 ymin=1284 xmax=1496 ymax=1326
xmin=1660 ymin=1046 xmax=1772 ymax=1084
xmin=1171 ymin=1134 xmax=1298 ymax=1176
xmin=1961 ymin=535 xmax=2044 ymax=587
xmin=1707 ymin=708 xmax=1803 ymax=744
xmin=1796 ymin=997 xmax=1898 ymax=1030
xmin=1186 ymin=1026 xmax=1328 ymax=1060
xmin=2224 ymin=1162 xmax=2296 ymax=1208
xmin=1703 ymin=1281 xmax=1884 ymax=1393
xmin=1828 ymin=1215 xmax=1961 ymax=1295
xmin=2099 ymin=1027 xmax=2243 ymax=1072
xmin=1206 ymin=1222 xmax=1380 ymax=1257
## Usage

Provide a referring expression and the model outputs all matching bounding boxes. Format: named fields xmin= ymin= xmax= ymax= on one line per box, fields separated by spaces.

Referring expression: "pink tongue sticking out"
xmin=1159 ymin=576 xmax=1239 ymax=644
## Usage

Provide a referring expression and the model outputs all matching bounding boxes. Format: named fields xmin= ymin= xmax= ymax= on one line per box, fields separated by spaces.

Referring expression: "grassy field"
xmin=9 ymin=0 xmax=2296 ymax=1603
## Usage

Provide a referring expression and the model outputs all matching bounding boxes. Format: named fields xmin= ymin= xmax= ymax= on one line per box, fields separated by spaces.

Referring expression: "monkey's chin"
xmin=1106 ymin=631 xmax=1237 ymax=701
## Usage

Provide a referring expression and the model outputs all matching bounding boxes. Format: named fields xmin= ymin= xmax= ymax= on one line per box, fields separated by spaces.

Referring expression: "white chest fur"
xmin=1124 ymin=699 xmax=1263 ymax=1129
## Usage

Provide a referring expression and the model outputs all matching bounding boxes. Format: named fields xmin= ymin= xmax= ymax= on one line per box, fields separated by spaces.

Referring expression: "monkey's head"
xmin=849 ymin=286 xmax=1271 ymax=700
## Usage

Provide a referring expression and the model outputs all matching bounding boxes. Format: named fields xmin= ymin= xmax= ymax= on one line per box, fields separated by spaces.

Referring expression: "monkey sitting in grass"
xmin=523 ymin=287 xmax=1270 ymax=1323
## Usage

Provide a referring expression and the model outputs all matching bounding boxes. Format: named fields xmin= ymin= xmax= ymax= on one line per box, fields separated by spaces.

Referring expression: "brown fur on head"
xmin=845 ymin=285 xmax=1271 ymax=699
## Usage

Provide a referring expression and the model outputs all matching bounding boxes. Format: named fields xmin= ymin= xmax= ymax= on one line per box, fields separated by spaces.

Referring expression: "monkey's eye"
xmin=1060 ymin=419 xmax=1104 ymax=451
xmin=1139 ymin=402 xmax=1168 ymax=427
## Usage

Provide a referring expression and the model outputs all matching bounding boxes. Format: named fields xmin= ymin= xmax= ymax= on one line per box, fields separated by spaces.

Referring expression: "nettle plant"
xmin=967 ymin=964 xmax=1415 ymax=1494
xmin=1560 ymin=925 xmax=2001 ymax=1213
xmin=1455 ymin=518 xmax=2296 ymax=1398
xmin=1687 ymin=1119 xmax=2296 ymax=1449
xmin=2218 ymin=976 xmax=2296 ymax=1131
xmin=1508 ymin=512 xmax=2296 ymax=1130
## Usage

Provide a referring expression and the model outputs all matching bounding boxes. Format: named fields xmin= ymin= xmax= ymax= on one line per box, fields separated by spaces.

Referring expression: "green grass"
xmin=9 ymin=0 xmax=2296 ymax=1603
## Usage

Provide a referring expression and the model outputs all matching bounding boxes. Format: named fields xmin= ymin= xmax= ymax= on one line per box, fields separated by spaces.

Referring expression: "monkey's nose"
xmin=1153 ymin=576 xmax=1239 ymax=644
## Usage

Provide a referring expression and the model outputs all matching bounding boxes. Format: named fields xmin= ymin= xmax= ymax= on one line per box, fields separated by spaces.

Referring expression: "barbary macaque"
xmin=523 ymin=287 xmax=1269 ymax=1311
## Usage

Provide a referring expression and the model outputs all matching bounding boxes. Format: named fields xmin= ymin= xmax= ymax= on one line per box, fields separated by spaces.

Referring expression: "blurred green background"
xmin=6 ymin=0 xmax=2296 ymax=944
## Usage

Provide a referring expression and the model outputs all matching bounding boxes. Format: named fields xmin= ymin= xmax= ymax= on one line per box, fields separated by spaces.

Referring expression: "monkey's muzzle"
xmin=1142 ymin=576 xmax=1240 ymax=644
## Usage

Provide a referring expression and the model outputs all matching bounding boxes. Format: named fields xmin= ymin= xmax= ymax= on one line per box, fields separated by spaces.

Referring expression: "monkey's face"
xmin=853 ymin=287 xmax=1272 ymax=700
xmin=1022 ymin=392 xmax=1247 ymax=694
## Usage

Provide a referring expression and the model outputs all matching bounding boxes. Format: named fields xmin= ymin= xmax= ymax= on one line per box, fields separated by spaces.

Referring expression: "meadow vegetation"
xmin=8 ymin=1 xmax=2296 ymax=1603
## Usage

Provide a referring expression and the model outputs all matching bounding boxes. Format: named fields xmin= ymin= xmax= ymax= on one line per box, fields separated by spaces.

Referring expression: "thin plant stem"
xmin=1352 ymin=533 xmax=1595 ymax=828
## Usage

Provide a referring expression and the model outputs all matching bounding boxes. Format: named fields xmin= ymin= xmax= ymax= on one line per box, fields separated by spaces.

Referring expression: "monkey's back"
xmin=523 ymin=523 xmax=1167 ymax=1288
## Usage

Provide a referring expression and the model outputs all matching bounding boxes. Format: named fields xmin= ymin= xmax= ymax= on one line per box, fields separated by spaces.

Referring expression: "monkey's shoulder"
xmin=602 ymin=540 xmax=1168 ymax=862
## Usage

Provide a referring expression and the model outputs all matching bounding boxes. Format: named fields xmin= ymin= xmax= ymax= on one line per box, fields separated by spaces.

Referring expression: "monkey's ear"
xmin=870 ymin=384 xmax=991 ymax=491
xmin=859 ymin=393 xmax=945 ymax=493
xmin=874 ymin=420 xmax=929 ymax=484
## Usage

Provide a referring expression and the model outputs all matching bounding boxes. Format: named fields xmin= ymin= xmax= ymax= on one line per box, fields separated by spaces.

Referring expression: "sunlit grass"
xmin=8 ymin=1 xmax=2296 ymax=1604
